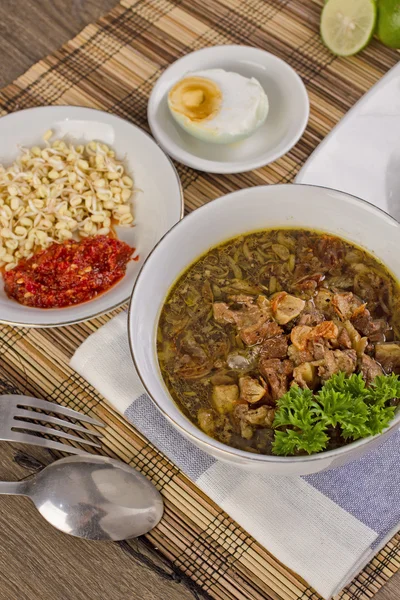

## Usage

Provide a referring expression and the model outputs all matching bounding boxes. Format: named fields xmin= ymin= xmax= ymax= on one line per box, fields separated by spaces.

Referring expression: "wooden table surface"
xmin=0 ymin=1 xmax=398 ymax=599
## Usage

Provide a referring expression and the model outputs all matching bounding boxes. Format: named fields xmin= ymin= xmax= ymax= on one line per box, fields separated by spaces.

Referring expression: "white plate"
xmin=148 ymin=45 xmax=309 ymax=174
xmin=0 ymin=106 xmax=183 ymax=327
xmin=296 ymin=63 xmax=400 ymax=218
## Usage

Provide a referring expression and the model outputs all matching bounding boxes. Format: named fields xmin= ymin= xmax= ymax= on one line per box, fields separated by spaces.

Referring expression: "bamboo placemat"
xmin=0 ymin=1 xmax=399 ymax=598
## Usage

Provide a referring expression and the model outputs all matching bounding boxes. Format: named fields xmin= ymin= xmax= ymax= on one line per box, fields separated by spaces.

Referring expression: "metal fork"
xmin=0 ymin=395 xmax=104 ymax=454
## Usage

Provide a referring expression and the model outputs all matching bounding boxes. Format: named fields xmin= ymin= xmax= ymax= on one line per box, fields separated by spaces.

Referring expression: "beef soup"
xmin=157 ymin=229 xmax=400 ymax=455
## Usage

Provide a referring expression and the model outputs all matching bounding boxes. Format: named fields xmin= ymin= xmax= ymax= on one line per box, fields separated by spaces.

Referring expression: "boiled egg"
xmin=167 ymin=69 xmax=269 ymax=144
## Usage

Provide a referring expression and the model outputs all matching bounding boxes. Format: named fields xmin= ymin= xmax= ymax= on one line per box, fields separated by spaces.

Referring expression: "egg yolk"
xmin=168 ymin=77 xmax=222 ymax=121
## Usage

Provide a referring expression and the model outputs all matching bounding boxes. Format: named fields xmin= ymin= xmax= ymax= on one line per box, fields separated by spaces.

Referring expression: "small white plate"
xmin=0 ymin=106 xmax=183 ymax=327
xmin=148 ymin=45 xmax=309 ymax=174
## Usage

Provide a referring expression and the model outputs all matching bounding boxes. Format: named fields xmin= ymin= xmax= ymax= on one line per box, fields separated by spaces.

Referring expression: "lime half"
xmin=321 ymin=0 xmax=377 ymax=56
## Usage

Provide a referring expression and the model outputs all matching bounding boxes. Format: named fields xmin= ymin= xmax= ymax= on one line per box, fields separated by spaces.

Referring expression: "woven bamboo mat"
xmin=0 ymin=1 xmax=399 ymax=599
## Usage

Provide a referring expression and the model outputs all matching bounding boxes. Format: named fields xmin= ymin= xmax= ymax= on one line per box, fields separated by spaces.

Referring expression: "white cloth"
xmin=71 ymin=64 xmax=400 ymax=599
xmin=296 ymin=62 xmax=400 ymax=218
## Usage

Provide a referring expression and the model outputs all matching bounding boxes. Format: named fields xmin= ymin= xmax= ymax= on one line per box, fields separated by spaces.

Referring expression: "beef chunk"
xmin=360 ymin=354 xmax=383 ymax=385
xmin=310 ymin=340 xmax=328 ymax=361
xmin=336 ymin=326 xmax=352 ymax=349
xmin=213 ymin=296 xmax=281 ymax=346
xmin=316 ymin=235 xmax=345 ymax=267
xmin=332 ymin=292 xmax=363 ymax=320
xmin=247 ymin=406 xmax=275 ymax=427
xmin=287 ymin=344 xmax=314 ymax=365
xmin=375 ymin=343 xmax=400 ymax=374
xmin=236 ymin=404 xmax=276 ymax=427
xmin=297 ymin=300 xmax=325 ymax=327
xmin=259 ymin=358 xmax=293 ymax=401
xmin=351 ymin=308 xmax=389 ymax=342
xmin=213 ymin=302 xmax=236 ymax=324
xmin=317 ymin=349 xmax=357 ymax=380
xmin=240 ymin=320 xmax=282 ymax=346
xmin=260 ymin=335 xmax=288 ymax=359
xmin=213 ymin=298 xmax=263 ymax=329
xmin=290 ymin=322 xmax=338 ymax=351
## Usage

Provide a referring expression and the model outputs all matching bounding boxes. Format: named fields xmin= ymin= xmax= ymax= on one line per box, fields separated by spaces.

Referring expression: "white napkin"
xmin=71 ymin=64 xmax=400 ymax=599
xmin=296 ymin=62 xmax=400 ymax=218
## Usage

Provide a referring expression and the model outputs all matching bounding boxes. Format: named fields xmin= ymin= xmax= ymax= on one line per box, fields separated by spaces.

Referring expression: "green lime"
xmin=320 ymin=0 xmax=377 ymax=56
xmin=377 ymin=0 xmax=400 ymax=48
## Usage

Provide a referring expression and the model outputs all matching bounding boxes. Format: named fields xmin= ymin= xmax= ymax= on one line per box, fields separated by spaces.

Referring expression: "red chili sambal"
xmin=4 ymin=236 xmax=134 ymax=308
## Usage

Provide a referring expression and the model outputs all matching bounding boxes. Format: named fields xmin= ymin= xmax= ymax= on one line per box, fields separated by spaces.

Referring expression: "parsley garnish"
xmin=272 ymin=373 xmax=400 ymax=456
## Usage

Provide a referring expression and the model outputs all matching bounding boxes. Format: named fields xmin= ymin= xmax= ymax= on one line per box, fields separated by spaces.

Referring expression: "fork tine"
xmin=12 ymin=422 xmax=101 ymax=447
xmin=2 ymin=395 xmax=104 ymax=427
xmin=8 ymin=431 xmax=99 ymax=455
xmin=15 ymin=409 xmax=103 ymax=437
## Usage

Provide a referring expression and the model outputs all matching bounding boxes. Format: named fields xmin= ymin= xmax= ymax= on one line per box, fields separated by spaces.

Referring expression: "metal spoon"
xmin=0 ymin=455 xmax=164 ymax=541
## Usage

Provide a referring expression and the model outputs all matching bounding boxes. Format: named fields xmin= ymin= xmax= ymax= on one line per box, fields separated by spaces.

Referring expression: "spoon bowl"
xmin=1 ymin=455 xmax=164 ymax=541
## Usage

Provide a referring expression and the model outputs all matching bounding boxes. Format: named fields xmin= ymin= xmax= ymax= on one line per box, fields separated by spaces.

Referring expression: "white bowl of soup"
xmin=128 ymin=184 xmax=400 ymax=475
